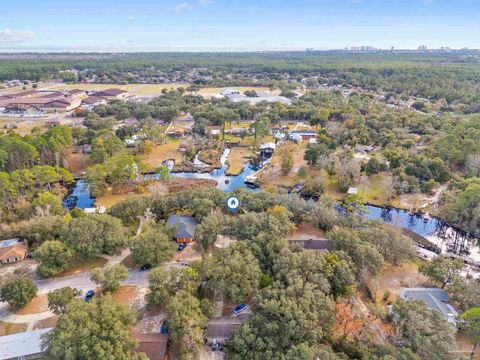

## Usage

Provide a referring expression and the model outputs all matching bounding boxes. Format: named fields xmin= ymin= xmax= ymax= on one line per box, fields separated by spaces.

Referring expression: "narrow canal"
xmin=63 ymin=148 xmax=480 ymax=264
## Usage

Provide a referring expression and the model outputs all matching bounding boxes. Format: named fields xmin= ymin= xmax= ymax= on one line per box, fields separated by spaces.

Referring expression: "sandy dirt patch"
xmin=368 ymin=262 xmax=431 ymax=303
xmin=113 ymin=286 xmax=147 ymax=310
xmin=15 ymin=295 xmax=49 ymax=315
xmin=0 ymin=321 xmax=27 ymax=336
xmin=33 ymin=315 xmax=59 ymax=330
xmin=287 ymin=221 xmax=326 ymax=240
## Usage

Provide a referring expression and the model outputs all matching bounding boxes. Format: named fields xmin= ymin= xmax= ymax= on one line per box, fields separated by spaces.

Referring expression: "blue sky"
xmin=0 ymin=0 xmax=479 ymax=51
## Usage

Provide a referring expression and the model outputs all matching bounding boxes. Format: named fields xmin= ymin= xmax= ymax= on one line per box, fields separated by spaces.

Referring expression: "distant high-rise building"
xmin=418 ymin=45 xmax=428 ymax=51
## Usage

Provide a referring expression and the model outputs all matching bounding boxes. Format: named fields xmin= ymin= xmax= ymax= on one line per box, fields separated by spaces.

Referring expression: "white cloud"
xmin=199 ymin=0 xmax=213 ymax=4
xmin=175 ymin=2 xmax=192 ymax=15
xmin=0 ymin=29 xmax=36 ymax=43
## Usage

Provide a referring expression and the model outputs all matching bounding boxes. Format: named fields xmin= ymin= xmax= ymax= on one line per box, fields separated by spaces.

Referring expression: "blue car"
xmin=177 ymin=243 xmax=187 ymax=251
xmin=160 ymin=320 xmax=168 ymax=333
xmin=85 ymin=290 xmax=95 ymax=302
xmin=233 ymin=304 xmax=246 ymax=315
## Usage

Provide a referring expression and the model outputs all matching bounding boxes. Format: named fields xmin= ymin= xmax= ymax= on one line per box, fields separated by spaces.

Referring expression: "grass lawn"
xmin=0 ymin=321 xmax=27 ymax=336
xmin=96 ymin=191 xmax=146 ymax=208
xmin=0 ymin=117 xmax=50 ymax=136
xmin=258 ymin=142 xmax=308 ymax=188
xmin=66 ymin=152 xmax=95 ymax=176
xmin=139 ymin=138 xmax=184 ymax=169
xmin=52 ymin=256 xmax=108 ymax=278
xmin=226 ymin=146 xmax=252 ymax=175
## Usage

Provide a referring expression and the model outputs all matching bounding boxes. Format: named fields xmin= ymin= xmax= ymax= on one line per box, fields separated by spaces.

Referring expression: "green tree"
xmin=460 ymin=307 xmax=480 ymax=359
xmin=32 ymin=165 xmax=61 ymax=191
xmin=165 ymin=290 xmax=208 ymax=360
xmin=47 ymin=287 xmax=82 ymax=314
xmin=90 ymin=264 xmax=128 ymax=293
xmin=420 ymin=255 xmax=464 ymax=288
xmin=32 ymin=191 xmax=64 ymax=216
xmin=392 ymin=299 xmax=455 ymax=360
xmin=194 ymin=213 xmax=224 ymax=251
xmin=211 ymin=243 xmax=262 ymax=304
xmin=131 ymin=224 xmax=176 ymax=267
xmin=34 ymin=240 xmax=73 ymax=277
xmin=63 ymin=215 xmax=127 ymax=256
xmin=42 ymin=295 xmax=147 ymax=360
xmin=155 ymin=165 xmax=172 ymax=180
xmin=0 ymin=277 xmax=37 ymax=309
xmin=280 ymin=148 xmax=294 ymax=175
xmin=448 ymin=277 xmax=480 ymax=312
xmin=84 ymin=164 xmax=108 ymax=197
xmin=146 ymin=267 xmax=199 ymax=308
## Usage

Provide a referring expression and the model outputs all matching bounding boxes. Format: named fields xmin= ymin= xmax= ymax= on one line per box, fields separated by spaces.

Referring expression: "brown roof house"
xmin=134 ymin=333 xmax=168 ymax=360
xmin=0 ymin=240 xmax=28 ymax=265
xmin=93 ymin=88 xmax=128 ymax=100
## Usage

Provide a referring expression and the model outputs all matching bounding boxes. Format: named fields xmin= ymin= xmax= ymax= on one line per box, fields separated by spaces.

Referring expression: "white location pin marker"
xmin=226 ymin=196 xmax=240 ymax=212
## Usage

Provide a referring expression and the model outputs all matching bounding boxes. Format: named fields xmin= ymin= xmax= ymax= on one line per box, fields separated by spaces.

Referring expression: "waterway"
xmin=63 ymin=149 xmax=480 ymax=264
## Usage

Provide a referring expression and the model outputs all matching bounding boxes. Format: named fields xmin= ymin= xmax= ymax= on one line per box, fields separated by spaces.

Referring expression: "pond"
xmin=362 ymin=204 xmax=480 ymax=264
xmin=64 ymin=148 xmax=264 ymax=209
xmin=62 ymin=179 xmax=95 ymax=210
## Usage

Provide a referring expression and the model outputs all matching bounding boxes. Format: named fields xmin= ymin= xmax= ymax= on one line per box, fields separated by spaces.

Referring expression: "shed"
xmin=347 ymin=187 xmax=358 ymax=194
xmin=166 ymin=215 xmax=197 ymax=243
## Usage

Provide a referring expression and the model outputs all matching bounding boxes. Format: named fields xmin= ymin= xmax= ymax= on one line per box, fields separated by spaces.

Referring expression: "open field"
xmin=66 ymin=153 xmax=95 ymax=176
xmin=0 ymin=117 xmax=51 ymax=136
xmin=139 ymin=138 xmax=185 ymax=169
xmin=52 ymin=256 xmax=108 ymax=278
xmin=259 ymin=142 xmax=308 ymax=188
xmin=226 ymin=146 xmax=252 ymax=175
xmin=96 ymin=191 xmax=145 ymax=208
xmin=368 ymin=262 xmax=430 ymax=304
xmin=15 ymin=295 xmax=49 ymax=315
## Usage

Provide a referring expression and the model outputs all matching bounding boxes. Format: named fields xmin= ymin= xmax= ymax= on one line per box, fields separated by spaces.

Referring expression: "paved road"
xmin=35 ymin=261 xmax=185 ymax=294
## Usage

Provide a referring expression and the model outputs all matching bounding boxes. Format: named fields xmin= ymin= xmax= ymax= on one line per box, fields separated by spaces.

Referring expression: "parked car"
xmin=85 ymin=290 xmax=95 ymax=302
xmin=233 ymin=303 xmax=246 ymax=315
xmin=160 ymin=320 xmax=168 ymax=334
xmin=140 ymin=264 xmax=152 ymax=271
xmin=177 ymin=242 xmax=187 ymax=251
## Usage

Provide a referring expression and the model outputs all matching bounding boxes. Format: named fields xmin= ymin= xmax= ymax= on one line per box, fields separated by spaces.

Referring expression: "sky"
xmin=0 ymin=0 xmax=479 ymax=52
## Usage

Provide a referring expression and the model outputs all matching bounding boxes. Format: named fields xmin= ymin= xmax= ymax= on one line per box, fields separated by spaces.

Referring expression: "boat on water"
xmin=423 ymin=212 xmax=431 ymax=223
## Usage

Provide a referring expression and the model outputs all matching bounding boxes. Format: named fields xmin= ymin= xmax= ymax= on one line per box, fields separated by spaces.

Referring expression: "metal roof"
xmin=0 ymin=328 xmax=52 ymax=359
xmin=400 ymin=288 xmax=458 ymax=324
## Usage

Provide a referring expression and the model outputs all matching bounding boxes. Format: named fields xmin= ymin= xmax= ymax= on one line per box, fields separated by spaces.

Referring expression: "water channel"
xmin=63 ymin=148 xmax=480 ymax=264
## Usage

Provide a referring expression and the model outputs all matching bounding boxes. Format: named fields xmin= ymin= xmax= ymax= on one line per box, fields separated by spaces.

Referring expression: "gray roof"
xmin=0 ymin=327 xmax=52 ymax=359
xmin=166 ymin=215 xmax=197 ymax=239
xmin=400 ymin=288 xmax=458 ymax=324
